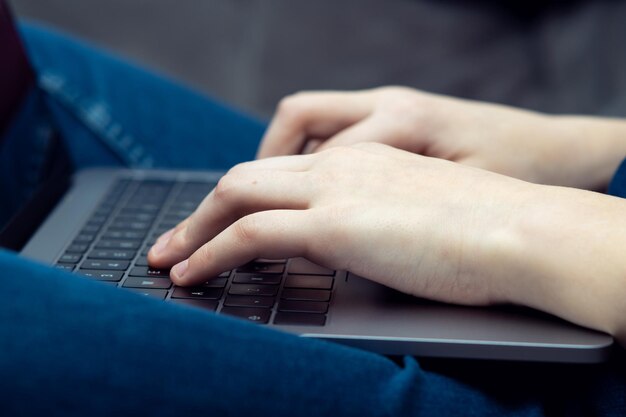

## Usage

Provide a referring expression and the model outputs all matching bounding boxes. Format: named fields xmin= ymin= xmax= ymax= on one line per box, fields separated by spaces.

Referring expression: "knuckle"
xmin=194 ymin=244 xmax=213 ymax=264
xmin=313 ymin=146 xmax=363 ymax=184
xmin=381 ymin=94 xmax=423 ymax=116
xmin=276 ymin=92 xmax=311 ymax=124
xmin=233 ymin=215 xmax=259 ymax=245
xmin=376 ymin=95 xmax=432 ymax=138
xmin=227 ymin=161 xmax=253 ymax=175
xmin=213 ymin=173 xmax=241 ymax=202
xmin=169 ymin=227 xmax=191 ymax=252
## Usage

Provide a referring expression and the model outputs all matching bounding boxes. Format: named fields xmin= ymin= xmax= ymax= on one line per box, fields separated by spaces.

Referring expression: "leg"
xmin=1 ymin=21 xmax=266 ymax=232
xmin=0 ymin=250 xmax=548 ymax=417
xmin=19 ymin=21 xmax=266 ymax=170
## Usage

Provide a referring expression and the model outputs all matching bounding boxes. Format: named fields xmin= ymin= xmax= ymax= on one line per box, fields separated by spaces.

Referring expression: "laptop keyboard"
xmin=54 ymin=178 xmax=333 ymax=327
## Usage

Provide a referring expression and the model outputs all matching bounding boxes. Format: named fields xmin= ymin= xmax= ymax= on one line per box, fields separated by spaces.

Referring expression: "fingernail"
xmin=172 ymin=259 xmax=189 ymax=281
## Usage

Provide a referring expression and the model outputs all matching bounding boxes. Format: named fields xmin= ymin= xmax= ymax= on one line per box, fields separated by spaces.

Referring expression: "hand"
xmin=257 ymin=87 xmax=626 ymax=191
xmin=149 ymin=143 xmax=626 ymax=342
xmin=149 ymin=143 xmax=536 ymax=306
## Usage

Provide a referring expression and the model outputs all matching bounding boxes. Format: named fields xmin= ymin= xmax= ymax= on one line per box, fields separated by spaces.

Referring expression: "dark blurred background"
xmin=11 ymin=0 xmax=626 ymax=118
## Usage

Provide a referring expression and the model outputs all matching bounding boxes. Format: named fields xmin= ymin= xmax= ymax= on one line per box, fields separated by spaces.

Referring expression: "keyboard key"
xmin=129 ymin=267 xmax=170 ymax=278
xmin=88 ymin=250 xmax=135 ymax=260
xmin=55 ymin=264 xmax=75 ymax=271
xmin=123 ymin=203 xmax=160 ymax=212
xmin=232 ymin=273 xmax=282 ymax=285
xmin=220 ymin=307 xmax=270 ymax=324
xmin=95 ymin=240 xmax=141 ymax=250
xmin=278 ymin=300 xmax=328 ymax=314
xmin=102 ymin=230 xmax=146 ymax=240
xmin=88 ymin=215 xmax=107 ymax=225
xmin=273 ymin=312 xmax=326 ymax=326
xmin=93 ymin=208 xmax=113 ymax=218
xmin=123 ymin=277 xmax=172 ymax=289
xmin=165 ymin=208 xmax=194 ymax=217
xmin=152 ymin=226 xmax=171 ymax=235
xmin=114 ymin=213 xmax=155 ymax=222
xmin=85 ymin=221 xmax=106 ymax=230
xmin=81 ymin=260 xmax=129 ymax=271
xmin=128 ymin=288 xmax=168 ymax=300
xmin=66 ymin=243 xmax=89 ymax=254
xmin=224 ymin=296 xmax=275 ymax=308
xmin=109 ymin=221 xmax=151 ymax=231
xmin=280 ymin=289 xmax=331 ymax=302
xmin=237 ymin=262 xmax=285 ymax=275
xmin=134 ymin=256 xmax=149 ymax=267
xmin=172 ymin=287 xmax=223 ymax=300
xmin=256 ymin=258 xmax=287 ymax=264
xmin=228 ymin=284 xmax=278 ymax=297
xmin=169 ymin=298 xmax=218 ymax=311
xmin=58 ymin=253 xmax=82 ymax=264
xmin=74 ymin=234 xmax=96 ymax=243
xmin=284 ymin=275 xmax=334 ymax=290
xmin=81 ymin=224 xmax=101 ymax=234
xmin=288 ymin=258 xmax=335 ymax=276
xmin=78 ymin=270 xmax=124 ymax=282
xmin=218 ymin=271 xmax=231 ymax=278
xmin=161 ymin=214 xmax=186 ymax=223
xmin=202 ymin=278 xmax=228 ymax=288
xmin=157 ymin=221 xmax=178 ymax=230
xmin=119 ymin=207 xmax=159 ymax=216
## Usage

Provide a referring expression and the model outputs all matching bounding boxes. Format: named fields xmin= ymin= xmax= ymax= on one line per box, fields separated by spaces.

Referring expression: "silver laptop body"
xmin=21 ymin=168 xmax=614 ymax=363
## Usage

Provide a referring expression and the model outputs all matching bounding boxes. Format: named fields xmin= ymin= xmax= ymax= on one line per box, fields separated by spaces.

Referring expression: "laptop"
xmin=2 ymin=1 xmax=614 ymax=363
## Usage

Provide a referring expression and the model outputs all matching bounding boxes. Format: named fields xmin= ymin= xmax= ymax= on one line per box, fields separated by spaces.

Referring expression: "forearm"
xmin=498 ymin=185 xmax=626 ymax=344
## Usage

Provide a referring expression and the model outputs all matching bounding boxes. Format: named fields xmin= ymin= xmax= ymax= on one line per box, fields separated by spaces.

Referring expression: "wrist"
xmin=497 ymin=184 xmax=626 ymax=338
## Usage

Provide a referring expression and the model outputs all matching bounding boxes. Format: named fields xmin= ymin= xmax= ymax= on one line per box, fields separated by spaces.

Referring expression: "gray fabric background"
xmin=10 ymin=0 xmax=626 ymax=118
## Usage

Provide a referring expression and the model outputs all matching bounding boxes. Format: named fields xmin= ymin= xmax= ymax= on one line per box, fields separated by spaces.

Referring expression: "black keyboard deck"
xmin=55 ymin=179 xmax=334 ymax=327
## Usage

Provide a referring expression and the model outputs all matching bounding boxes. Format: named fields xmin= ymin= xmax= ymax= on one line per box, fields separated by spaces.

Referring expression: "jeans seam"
xmin=36 ymin=70 xmax=155 ymax=168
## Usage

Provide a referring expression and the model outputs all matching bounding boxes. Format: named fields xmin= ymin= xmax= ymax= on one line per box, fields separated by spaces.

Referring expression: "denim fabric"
xmin=608 ymin=158 xmax=626 ymax=199
xmin=0 ymin=249 xmax=552 ymax=417
xmin=0 ymin=22 xmax=624 ymax=417
xmin=21 ymin=22 xmax=266 ymax=171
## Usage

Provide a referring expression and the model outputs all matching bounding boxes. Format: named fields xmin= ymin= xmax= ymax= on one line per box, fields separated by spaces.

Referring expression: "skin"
xmin=149 ymin=86 xmax=626 ymax=345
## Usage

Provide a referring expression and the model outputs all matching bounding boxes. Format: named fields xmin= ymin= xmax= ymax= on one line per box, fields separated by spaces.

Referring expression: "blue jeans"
xmin=0 ymin=22 xmax=622 ymax=417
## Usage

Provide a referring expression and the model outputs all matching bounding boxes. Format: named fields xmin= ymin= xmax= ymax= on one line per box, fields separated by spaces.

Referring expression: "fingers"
xmin=233 ymin=152 xmax=318 ymax=172
xmin=256 ymin=91 xmax=375 ymax=159
xmin=170 ymin=210 xmax=313 ymax=286
xmin=311 ymin=115 xmax=401 ymax=153
xmin=148 ymin=169 xmax=311 ymax=268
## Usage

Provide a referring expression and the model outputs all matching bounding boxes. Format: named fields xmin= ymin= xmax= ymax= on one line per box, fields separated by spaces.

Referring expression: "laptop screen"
xmin=0 ymin=0 xmax=35 ymax=137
